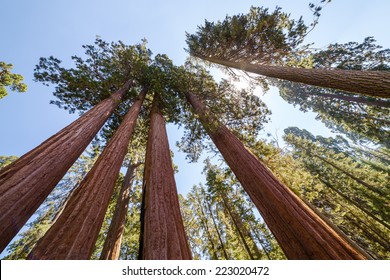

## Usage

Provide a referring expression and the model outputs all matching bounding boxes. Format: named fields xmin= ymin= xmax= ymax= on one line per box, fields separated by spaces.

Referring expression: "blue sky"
xmin=1 ymin=0 xmax=389 ymax=241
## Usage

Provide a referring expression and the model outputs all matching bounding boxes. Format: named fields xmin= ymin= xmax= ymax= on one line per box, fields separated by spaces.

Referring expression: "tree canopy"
xmin=0 ymin=61 xmax=27 ymax=99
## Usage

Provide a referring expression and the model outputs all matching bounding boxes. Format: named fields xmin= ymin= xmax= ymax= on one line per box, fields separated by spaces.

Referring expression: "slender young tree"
xmin=139 ymin=95 xmax=192 ymax=260
xmin=99 ymin=161 xmax=141 ymax=260
xmin=28 ymin=89 xmax=146 ymax=259
xmin=180 ymin=185 xmax=224 ymax=260
xmin=186 ymin=7 xmax=390 ymax=98
xmin=183 ymin=90 xmax=368 ymax=259
xmin=0 ymin=81 xmax=131 ymax=253
xmin=203 ymin=193 xmax=229 ymax=260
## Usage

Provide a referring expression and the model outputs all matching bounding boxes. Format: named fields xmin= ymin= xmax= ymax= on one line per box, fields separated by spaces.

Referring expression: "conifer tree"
xmin=0 ymin=81 xmax=131 ymax=253
xmin=186 ymin=7 xmax=390 ymax=98
xmin=28 ymin=90 xmax=146 ymax=259
xmin=283 ymin=127 xmax=390 ymax=259
xmin=3 ymin=149 xmax=99 ymax=259
xmin=99 ymin=161 xmax=142 ymax=260
xmin=139 ymin=95 xmax=192 ymax=260
xmin=182 ymin=87 xmax=367 ymax=259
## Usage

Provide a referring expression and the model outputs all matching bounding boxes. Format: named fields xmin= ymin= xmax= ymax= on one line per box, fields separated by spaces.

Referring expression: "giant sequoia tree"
xmin=171 ymin=63 xmax=367 ymax=259
xmin=28 ymin=89 xmax=146 ymax=259
xmin=0 ymin=81 xmax=132 ymax=253
xmin=3 ymin=149 xmax=100 ymax=259
xmin=2 ymin=25 xmax=387 ymax=259
xmin=0 ymin=39 xmax=152 ymax=253
xmin=186 ymin=6 xmax=390 ymax=98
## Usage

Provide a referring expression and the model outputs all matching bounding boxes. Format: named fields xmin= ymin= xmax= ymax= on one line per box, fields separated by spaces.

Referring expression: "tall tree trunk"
xmin=196 ymin=55 xmax=390 ymax=99
xmin=99 ymin=162 xmax=141 ymax=260
xmin=139 ymin=95 xmax=192 ymax=260
xmin=0 ymin=80 xmax=132 ymax=253
xmin=185 ymin=91 xmax=369 ymax=259
xmin=27 ymin=89 xmax=146 ymax=260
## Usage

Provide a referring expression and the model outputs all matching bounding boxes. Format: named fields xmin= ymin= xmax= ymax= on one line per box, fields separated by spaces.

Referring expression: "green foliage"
xmin=0 ymin=61 xmax=27 ymax=99
xmin=283 ymin=127 xmax=390 ymax=259
xmin=313 ymin=37 xmax=390 ymax=71
xmin=276 ymin=80 xmax=390 ymax=147
xmin=175 ymin=62 xmax=271 ymax=162
xmin=309 ymin=1 xmax=332 ymax=27
xmin=0 ymin=155 xmax=18 ymax=169
xmin=34 ymin=38 xmax=151 ymax=113
xmin=180 ymin=162 xmax=285 ymax=260
xmin=34 ymin=38 xmax=153 ymax=142
xmin=186 ymin=6 xmax=309 ymax=66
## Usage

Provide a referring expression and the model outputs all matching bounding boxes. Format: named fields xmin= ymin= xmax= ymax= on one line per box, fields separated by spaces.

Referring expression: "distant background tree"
xmin=0 ymin=61 xmax=27 ymax=99
xmin=275 ymin=37 xmax=390 ymax=147
xmin=283 ymin=127 xmax=390 ymax=259
xmin=0 ymin=156 xmax=18 ymax=168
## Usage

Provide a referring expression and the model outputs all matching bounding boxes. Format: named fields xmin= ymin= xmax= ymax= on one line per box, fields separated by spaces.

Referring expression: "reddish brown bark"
xmin=27 ymin=89 xmax=146 ymax=260
xmin=139 ymin=96 xmax=192 ymax=260
xmin=196 ymin=55 xmax=390 ymax=99
xmin=0 ymin=80 xmax=132 ymax=253
xmin=99 ymin=162 xmax=141 ymax=260
xmin=185 ymin=91 xmax=369 ymax=259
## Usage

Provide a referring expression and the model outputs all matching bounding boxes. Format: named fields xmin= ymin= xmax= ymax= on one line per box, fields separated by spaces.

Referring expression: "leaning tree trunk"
xmin=185 ymin=91 xmax=369 ymax=260
xmin=100 ymin=161 xmax=141 ymax=260
xmin=139 ymin=95 xmax=192 ymax=260
xmin=27 ymin=89 xmax=146 ymax=260
xmin=196 ymin=55 xmax=390 ymax=99
xmin=0 ymin=80 xmax=132 ymax=253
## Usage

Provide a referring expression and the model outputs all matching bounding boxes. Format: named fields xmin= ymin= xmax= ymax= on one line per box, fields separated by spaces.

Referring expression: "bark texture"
xmin=140 ymin=96 xmax=192 ymax=260
xmin=27 ymin=89 xmax=146 ymax=260
xmin=0 ymin=81 xmax=132 ymax=253
xmin=99 ymin=162 xmax=141 ymax=260
xmin=197 ymin=55 xmax=390 ymax=99
xmin=185 ymin=91 xmax=369 ymax=259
